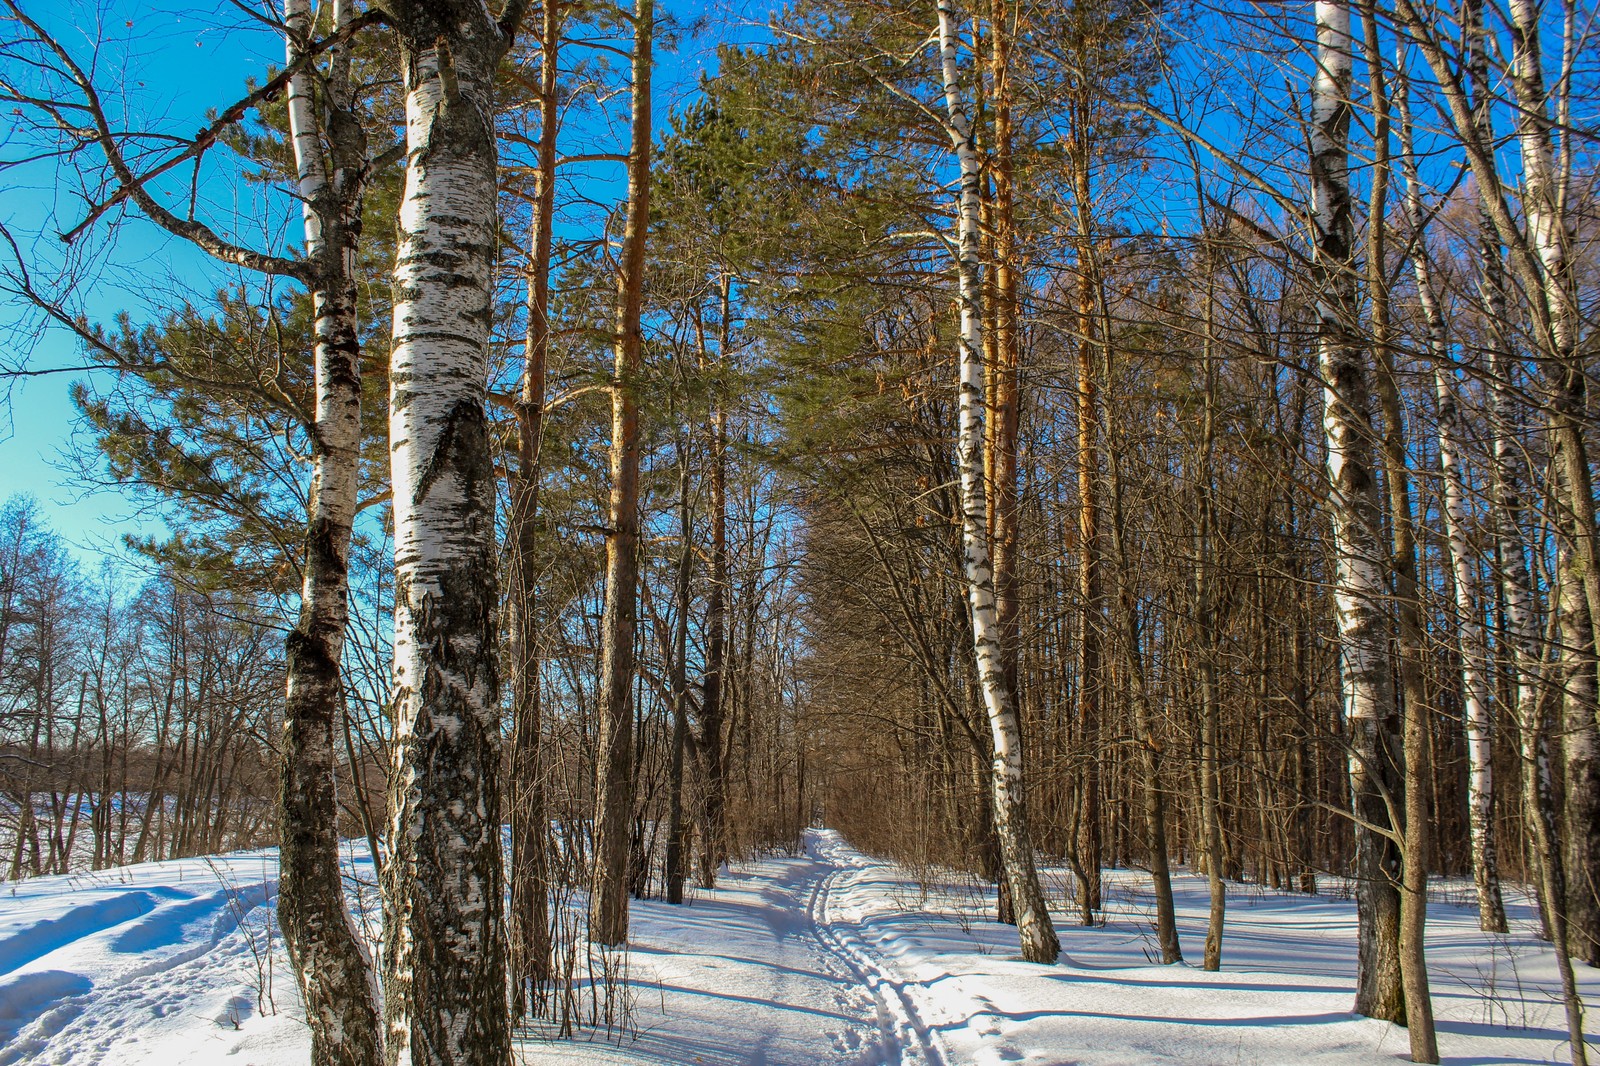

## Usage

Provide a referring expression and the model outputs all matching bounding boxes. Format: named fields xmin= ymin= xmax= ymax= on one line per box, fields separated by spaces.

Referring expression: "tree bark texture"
xmin=381 ymin=3 xmax=522 ymax=1062
xmin=938 ymin=0 xmax=1059 ymax=966
xmin=277 ymin=2 xmax=384 ymax=1062
xmin=1310 ymin=0 xmax=1403 ymax=1024
xmin=591 ymin=0 xmax=651 ymax=947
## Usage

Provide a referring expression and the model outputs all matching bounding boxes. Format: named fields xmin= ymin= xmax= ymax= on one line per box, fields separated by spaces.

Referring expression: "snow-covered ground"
xmin=0 ymin=828 xmax=1593 ymax=1065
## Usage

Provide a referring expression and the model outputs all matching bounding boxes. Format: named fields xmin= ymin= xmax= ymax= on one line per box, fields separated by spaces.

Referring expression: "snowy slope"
xmin=0 ymin=829 xmax=1594 ymax=1065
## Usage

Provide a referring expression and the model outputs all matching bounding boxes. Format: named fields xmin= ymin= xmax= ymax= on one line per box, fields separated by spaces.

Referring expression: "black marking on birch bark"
xmin=412 ymin=399 xmax=482 ymax=505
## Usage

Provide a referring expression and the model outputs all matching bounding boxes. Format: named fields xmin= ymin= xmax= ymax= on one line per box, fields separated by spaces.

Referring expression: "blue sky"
xmin=0 ymin=0 xmax=764 ymax=561
xmin=0 ymin=0 xmax=289 ymax=557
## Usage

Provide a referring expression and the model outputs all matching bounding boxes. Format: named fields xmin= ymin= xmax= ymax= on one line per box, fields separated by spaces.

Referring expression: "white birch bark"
xmin=1392 ymin=56 xmax=1506 ymax=935
xmin=380 ymin=4 xmax=523 ymax=1063
xmin=278 ymin=1 xmax=384 ymax=1061
xmin=937 ymin=0 xmax=1057 ymax=966
xmin=1310 ymin=0 xmax=1403 ymax=1023
xmin=1507 ymin=0 xmax=1600 ymax=973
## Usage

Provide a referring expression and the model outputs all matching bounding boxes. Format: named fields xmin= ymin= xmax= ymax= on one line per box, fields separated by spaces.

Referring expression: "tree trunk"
xmin=1310 ymin=0 xmax=1403 ymax=1024
xmin=277 ymin=2 xmax=383 ymax=1062
xmin=1105 ymin=357 xmax=1180 ymax=965
xmin=381 ymin=4 xmax=522 ymax=1062
xmin=508 ymin=0 xmax=560 ymax=1020
xmin=938 ymin=0 xmax=1058 ymax=966
xmin=1504 ymin=0 xmax=1600 ymax=971
xmin=1393 ymin=51 xmax=1506 ymax=936
xmin=1358 ymin=14 xmax=1435 ymax=1053
xmin=591 ymin=0 xmax=651 ymax=947
xmin=699 ymin=278 xmax=731 ymax=891
xmin=665 ymin=455 xmax=695 ymax=905
xmin=1071 ymin=138 xmax=1104 ymax=928
xmin=1195 ymin=349 xmax=1225 ymax=974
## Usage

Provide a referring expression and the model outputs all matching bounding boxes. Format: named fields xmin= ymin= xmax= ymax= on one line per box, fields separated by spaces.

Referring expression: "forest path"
xmin=804 ymin=829 xmax=949 ymax=1066
xmin=548 ymin=828 xmax=947 ymax=1065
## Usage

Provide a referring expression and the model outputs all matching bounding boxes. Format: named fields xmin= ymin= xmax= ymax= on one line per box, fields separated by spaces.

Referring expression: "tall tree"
xmin=1392 ymin=42 xmax=1505 ymax=936
xmin=277 ymin=1 xmax=386 ymax=1062
xmin=377 ymin=1 xmax=527 ymax=1062
xmin=1308 ymin=0 xmax=1404 ymax=1024
xmin=507 ymin=0 xmax=563 ymax=1018
xmin=1357 ymin=10 xmax=1435 ymax=1055
xmin=590 ymin=0 xmax=653 ymax=948
xmin=938 ymin=0 xmax=1058 ymax=966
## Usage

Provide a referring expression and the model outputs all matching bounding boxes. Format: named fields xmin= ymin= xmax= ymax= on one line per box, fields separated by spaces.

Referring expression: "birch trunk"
xmin=1392 ymin=51 xmax=1506 ymax=935
xmin=1506 ymin=0 xmax=1600 ymax=971
xmin=508 ymin=0 xmax=560 ymax=1019
xmin=1310 ymin=0 xmax=1403 ymax=1023
xmin=938 ymin=0 xmax=1058 ymax=965
xmin=381 ymin=3 xmax=523 ymax=1062
xmin=277 ymin=2 xmax=383 ymax=1062
xmin=591 ymin=0 xmax=651 ymax=947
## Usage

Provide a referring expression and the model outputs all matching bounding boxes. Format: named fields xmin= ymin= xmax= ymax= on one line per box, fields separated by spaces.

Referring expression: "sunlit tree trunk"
xmin=591 ymin=0 xmax=651 ymax=947
xmin=381 ymin=3 xmax=524 ymax=1062
xmin=1309 ymin=0 xmax=1403 ymax=1024
xmin=1069 ymin=120 xmax=1104 ymax=928
xmin=983 ymin=0 xmax=1022 ymax=927
xmin=938 ymin=0 xmax=1058 ymax=965
xmin=277 ymin=2 xmax=383 ymax=1062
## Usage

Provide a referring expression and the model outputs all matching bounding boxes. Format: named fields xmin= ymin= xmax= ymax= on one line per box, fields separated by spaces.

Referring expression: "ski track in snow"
xmin=807 ymin=832 xmax=946 ymax=1066
xmin=0 ymin=855 xmax=284 ymax=1066
xmin=0 ymin=830 xmax=1596 ymax=1065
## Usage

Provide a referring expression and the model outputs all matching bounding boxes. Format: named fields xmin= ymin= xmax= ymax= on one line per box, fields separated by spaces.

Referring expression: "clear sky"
xmin=0 ymin=0 xmax=290 ymax=559
xmin=0 ymin=0 xmax=762 ymax=563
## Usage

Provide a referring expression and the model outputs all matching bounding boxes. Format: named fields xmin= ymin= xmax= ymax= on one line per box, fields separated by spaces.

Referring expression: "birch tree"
xmin=0 ymin=6 xmax=386 ymax=1059
xmin=937 ymin=0 xmax=1058 ymax=966
xmin=1308 ymin=0 xmax=1404 ymax=1024
xmin=377 ymin=0 xmax=527 ymax=1062
xmin=277 ymin=1 xmax=385 ymax=1062
xmin=1391 ymin=47 xmax=1505 ymax=935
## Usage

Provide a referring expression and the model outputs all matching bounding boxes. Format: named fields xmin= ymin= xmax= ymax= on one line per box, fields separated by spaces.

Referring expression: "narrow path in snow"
xmin=538 ymin=827 xmax=949 ymax=1065
xmin=0 ymin=854 xmax=285 ymax=1066
xmin=804 ymin=830 xmax=948 ymax=1066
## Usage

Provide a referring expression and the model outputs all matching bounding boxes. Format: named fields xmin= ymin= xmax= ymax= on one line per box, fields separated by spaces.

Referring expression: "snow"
xmin=0 ymin=829 xmax=1594 ymax=1065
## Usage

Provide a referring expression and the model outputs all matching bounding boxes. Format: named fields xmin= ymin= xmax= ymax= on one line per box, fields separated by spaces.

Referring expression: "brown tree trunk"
xmin=591 ymin=0 xmax=651 ymax=947
xmin=508 ymin=0 xmax=561 ymax=1018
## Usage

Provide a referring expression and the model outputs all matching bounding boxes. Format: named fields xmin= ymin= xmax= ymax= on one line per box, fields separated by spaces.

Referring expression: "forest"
xmin=0 ymin=0 xmax=1596 ymax=1063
